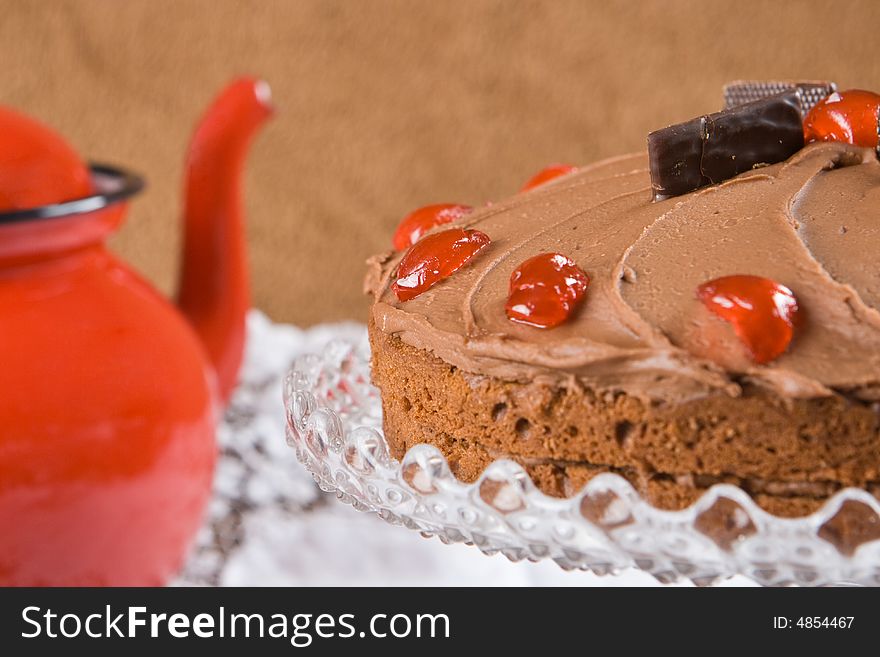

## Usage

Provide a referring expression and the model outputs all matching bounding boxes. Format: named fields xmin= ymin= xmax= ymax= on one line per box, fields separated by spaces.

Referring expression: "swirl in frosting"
xmin=366 ymin=142 xmax=880 ymax=404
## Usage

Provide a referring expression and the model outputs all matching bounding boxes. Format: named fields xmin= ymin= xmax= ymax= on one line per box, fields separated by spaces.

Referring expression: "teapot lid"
xmin=0 ymin=106 xmax=143 ymax=224
xmin=0 ymin=106 xmax=95 ymax=210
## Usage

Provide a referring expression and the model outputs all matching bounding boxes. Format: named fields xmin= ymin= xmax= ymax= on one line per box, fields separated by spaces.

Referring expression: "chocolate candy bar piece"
xmin=647 ymin=116 xmax=708 ymax=199
xmin=648 ymin=90 xmax=804 ymax=200
xmin=723 ymin=80 xmax=837 ymax=116
xmin=703 ymin=89 xmax=804 ymax=183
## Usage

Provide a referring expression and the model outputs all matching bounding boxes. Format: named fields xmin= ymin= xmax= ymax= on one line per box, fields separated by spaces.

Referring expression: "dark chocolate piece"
xmin=648 ymin=91 xmax=804 ymax=201
xmin=723 ymin=80 xmax=837 ymax=117
xmin=647 ymin=116 xmax=707 ymax=200
xmin=702 ymin=89 xmax=804 ymax=183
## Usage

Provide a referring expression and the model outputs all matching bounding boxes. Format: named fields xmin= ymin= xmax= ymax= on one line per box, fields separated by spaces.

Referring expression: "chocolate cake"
xmin=365 ymin=83 xmax=880 ymax=518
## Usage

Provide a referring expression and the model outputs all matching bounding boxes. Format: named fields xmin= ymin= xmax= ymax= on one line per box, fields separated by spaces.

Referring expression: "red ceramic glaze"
xmin=0 ymin=106 xmax=94 ymax=211
xmin=0 ymin=78 xmax=271 ymax=586
xmin=392 ymin=228 xmax=490 ymax=301
xmin=804 ymin=89 xmax=880 ymax=149
xmin=696 ymin=274 xmax=801 ymax=364
xmin=520 ymin=164 xmax=578 ymax=192
xmin=506 ymin=253 xmax=590 ymax=328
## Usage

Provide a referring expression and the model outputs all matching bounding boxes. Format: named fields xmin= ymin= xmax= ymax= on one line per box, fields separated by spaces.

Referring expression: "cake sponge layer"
xmin=369 ymin=321 xmax=880 ymax=518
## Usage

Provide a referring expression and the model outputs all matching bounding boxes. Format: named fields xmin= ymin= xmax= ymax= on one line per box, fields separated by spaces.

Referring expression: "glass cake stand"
xmin=283 ymin=337 xmax=880 ymax=586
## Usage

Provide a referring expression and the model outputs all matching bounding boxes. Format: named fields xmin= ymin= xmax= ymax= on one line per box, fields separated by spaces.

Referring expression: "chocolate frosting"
xmin=366 ymin=142 xmax=880 ymax=404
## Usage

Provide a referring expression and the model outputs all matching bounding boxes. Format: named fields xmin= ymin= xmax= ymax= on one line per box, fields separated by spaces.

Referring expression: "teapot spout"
xmin=177 ymin=77 xmax=272 ymax=404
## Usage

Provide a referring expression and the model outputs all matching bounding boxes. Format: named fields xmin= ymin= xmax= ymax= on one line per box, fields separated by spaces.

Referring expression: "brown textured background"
xmin=3 ymin=0 xmax=880 ymax=325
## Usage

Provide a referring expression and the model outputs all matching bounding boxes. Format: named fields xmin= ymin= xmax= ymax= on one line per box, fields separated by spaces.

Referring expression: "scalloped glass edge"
xmin=283 ymin=337 xmax=880 ymax=586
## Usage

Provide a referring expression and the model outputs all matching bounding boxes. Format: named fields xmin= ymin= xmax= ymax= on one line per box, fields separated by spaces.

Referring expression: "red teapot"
xmin=0 ymin=78 xmax=272 ymax=585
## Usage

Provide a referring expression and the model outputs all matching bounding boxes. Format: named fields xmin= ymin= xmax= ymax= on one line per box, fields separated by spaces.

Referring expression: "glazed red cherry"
xmin=506 ymin=253 xmax=590 ymax=328
xmin=393 ymin=228 xmax=491 ymax=301
xmin=392 ymin=203 xmax=473 ymax=251
xmin=696 ymin=275 xmax=801 ymax=365
xmin=520 ymin=164 xmax=578 ymax=192
xmin=803 ymin=89 xmax=880 ymax=149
